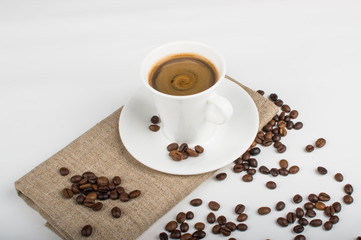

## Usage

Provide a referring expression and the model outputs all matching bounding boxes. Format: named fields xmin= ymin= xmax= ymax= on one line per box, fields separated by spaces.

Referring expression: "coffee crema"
xmin=148 ymin=53 xmax=218 ymax=96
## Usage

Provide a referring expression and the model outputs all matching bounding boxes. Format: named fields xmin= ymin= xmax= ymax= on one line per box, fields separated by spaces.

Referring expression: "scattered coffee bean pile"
xmin=59 ymin=168 xmax=141 ymax=237
xmin=305 ymin=138 xmax=326 ymax=152
xmin=167 ymin=143 xmax=204 ymax=161
xmin=149 ymin=115 xmax=161 ymax=132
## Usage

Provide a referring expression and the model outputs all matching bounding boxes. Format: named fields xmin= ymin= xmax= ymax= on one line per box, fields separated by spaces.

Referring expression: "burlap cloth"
xmin=15 ymin=76 xmax=278 ymax=240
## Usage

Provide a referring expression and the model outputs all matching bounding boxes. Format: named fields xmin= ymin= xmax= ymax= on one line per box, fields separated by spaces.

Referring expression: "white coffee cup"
xmin=141 ymin=41 xmax=233 ymax=144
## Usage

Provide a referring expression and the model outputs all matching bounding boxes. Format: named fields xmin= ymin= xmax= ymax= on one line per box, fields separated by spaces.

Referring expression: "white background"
xmin=1 ymin=0 xmax=361 ymax=239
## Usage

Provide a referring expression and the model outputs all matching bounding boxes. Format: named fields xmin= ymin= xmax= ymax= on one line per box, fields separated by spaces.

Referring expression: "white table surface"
xmin=1 ymin=0 xmax=361 ymax=239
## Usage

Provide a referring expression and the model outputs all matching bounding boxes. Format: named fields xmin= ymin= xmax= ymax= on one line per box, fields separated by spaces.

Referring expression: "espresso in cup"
xmin=148 ymin=53 xmax=219 ymax=96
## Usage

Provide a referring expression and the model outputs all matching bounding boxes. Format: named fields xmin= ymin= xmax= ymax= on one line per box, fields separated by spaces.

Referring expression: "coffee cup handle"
xmin=205 ymin=94 xmax=233 ymax=124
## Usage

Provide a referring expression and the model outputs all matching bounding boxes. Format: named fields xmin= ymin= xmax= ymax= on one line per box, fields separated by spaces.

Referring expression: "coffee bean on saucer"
xmin=186 ymin=148 xmax=199 ymax=157
xmin=332 ymin=202 xmax=341 ymax=213
xmin=324 ymin=221 xmax=333 ymax=231
xmin=236 ymin=223 xmax=248 ymax=231
xmin=258 ymin=207 xmax=271 ymax=215
xmin=287 ymin=212 xmax=297 ymax=223
xmin=165 ymin=221 xmax=178 ymax=232
xmin=190 ymin=198 xmax=202 ymax=206
xmin=237 ymin=213 xmax=248 ymax=222
xmin=207 ymin=212 xmax=216 ymax=223
xmin=257 ymin=90 xmax=265 ymax=95
xmin=277 ymin=217 xmax=289 ymax=227
xmin=195 ymin=145 xmax=204 ymax=153
xmin=81 ymin=225 xmax=92 ymax=237
xmin=179 ymin=143 xmax=188 ymax=152
xmin=209 ymin=201 xmax=220 ymax=211
xmin=186 ymin=211 xmax=194 ymax=220
xmin=310 ymin=219 xmax=322 ymax=227
xmin=289 ymin=165 xmax=300 ymax=174
xmin=273 ymin=141 xmax=282 ymax=149
xmin=334 ymin=173 xmax=343 ymax=182
xmin=149 ymin=124 xmax=160 ymax=132
xmin=159 ymin=232 xmax=168 ymax=240
xmin=169 ymin=150 xmax=184 ymax=161
xmin=315 ymin=138 xmax=326 ymax=148
xmin=305 ymin=144 xmax=314 ymax=152
xmin=269 ymin=93 xmax=278 ymax=101
xmin=279 ymin=168 xmax=289 ymax=176
xmin=167 ymin=143 xmax=179 ymax=152
xmin=276 ymin=201 xmax=286 ymax=211
xmin=176 ymin=212 xmax=186 ymax=223
xmin=344 ymin=184 xmax=353 ymax=195
xmin=249 ymin=147 xmax=260 ymax=156
xmin=171 ymin=230 xmax=181 ymax=239
xmin=63 ymin=188 xmax=73 ymax=199
xmin=293 ymin=194 xmax=303 ymax=203
xmin=293 ymin=122 xmax=303 ymax=130
xmin=308 ymin=193 xmax=319 ymax=203
xmin=343 ymin=195 xmax=353 ymax=204
xmin=111 ymin=207 xmax=121 ymax=218
xmin=151 ymin=115 xmax=160 ymax=124
xmin=242 ymin=174 xmax=253 ymax=182
xmin=59 ymin=167 xmax=69 ymax=176
xmin=318 ymin=192 xmax=330 ymax=201
xmin=294 ymin=235 xmax=306 ymax=240
xmin=215 ymin=173 xmax=227 ymax=180
xmin=266 ymin=181 xmax=277 ymax=190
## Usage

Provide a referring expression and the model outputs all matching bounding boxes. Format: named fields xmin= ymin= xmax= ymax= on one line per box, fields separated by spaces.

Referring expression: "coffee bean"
xmin=233 ymin=164 xmax=244 ymax=173
xmin=279 ymin=111 xmax=286 ymax=120
xmin=277 ymin=144 xmax=287 ymax=153
xmin=214 ymin=172 xmax=227 ymax=181
xmin=318 ymin=192 xmax=330 ymax=202
xmin=165 ymin=221 xmax=178 ymax=232
xmin=281 ymin=104 xmax=290 ymax=113
xmin=234 ymin=204 xmax=246 ymax=214
xmin=178 ymin=222 xmax=189 ymax=232
xmin=289 ymin=166 xmax=300 ymax=174
xmin=226 ymin=222 xmax=237 ymax=231
xmin=76 ymin=195 xmax=85 ymax=204
xmin=306 ymin=209 xmax=316 ymax=218
xmin=277 ymin=217 xmax=289 ymax=227
xmin=293 ymin=122 xmax=303 ymax=130
xmin=266 ymin=181 xmax=277 ymax=190
xmin=96 ymin=176 xmax=109 ymax=186
xmin=111 ymin=207 xmax=121 ymax=218
xmin=279 ymin=159 xmax=288 ymax=168
xmin=78 ymin=177 xmax=88 ymax=185
xmin=324 ymin=206 xmax=335 ymax=217
xmin=185 ymin=211 xmax=194 ymax=220
xmin=293 ymin=225 xmax=304 ymax=233
xmin=207 ymin=201 xmax=220 ymax=211
xmin=236 ymin=223 xmax=248 ymax=231
xmin=180 ymin=234 xmax=191 ymax=240
xmin=263 ymin=139 xmax=273 ymax=146
xmin=63 ymin=188 xmax=73 ymax=199
xmin=235 ymin=213 xmax=247 ymax=222
xmin=166 ymin=143 xmax=179 ymax=152
xmin=332 ymin=202 xmax=341 ymax=213
xmin=190 ymin=198 xmax=202 ymax=206
xmin=344 ymin=184 xmax=353 ymax=195
xmin=195 ymin=145 xmax=204 ymax=153
xmin=83 ymin=198 xmax=95 ymax=208
xmin=304 ymin=202 xmax=314 ymax=210
xmin=310 ymin=219 xmax=322 ymax=227
xmin=248 ymin=158 xmax=258 ymax=168
xmin=259 ymin=166 xmax=270 ymax=174
xmin=263 ymin=124 xmax=273 ymax=132
xmin=279 ymin=168 xmax=289 ymax=176
xmin=97 ymin=185 xmax=109 ymax=193
xmin=272 ymin=134 xmax=281 ymax=142
xmin=108 ymin=183 xmax=116 ymax=191
xmin=193 ymin=230 xmax=206 ymax=239
xmin=169 ymin=150 xmax=184 ymax=161
xmin=249 ymin=147 xmax=260 ymax=156
xmin=298 ymin=218 xmax=308 ymax=226
xmin=71 ymin=183 xmax=80 ymax=194
xmin=179 ymin=143 xmax=188 ymax=152
xmin=275 ymin=99 xmax=283 ymax=106
xmin=119 ymin=192 xmax=129 ymax=202
xmin=317 ymin=166 xmax=328 ymax=175
xmin=151 ymin=115 xmax=160 ymax=124
xmin=88 ymin=176 xmax=97 ymax=184
xmin=286 ymin=121 xmax=294 ymax=129
xmin=149 ymin=124 xmax=160 ymax=132
xmin=176 ymin=212 xmax=186 ymax=223
xmin=275 ymin=201 xmax=285 ymax=211
xmin=116 ymin=186 xmax=124 ymax=194
xmin=92 ymin=202 xmax=103 ymax=211
xmin=324 ymin=221 xmax=333 ymax=231
xmin=80 ymin=183 xmax=92 ymax=190
xmin=186 ymin=148 xmax=199 ymax=157
xmin=257 ymin=89 xmax=265 ymax=95
xmin=293 ymin=194 xmax=303 ymax=204
xmin=258 ymin=207 xmax=271 ymax=215
xmin=247 ymin=169 xmax=256 ymax=175
xmin=129 ymin=190 xmax=141 ymax=199
xmin=217 ymin=215 xmax=227 ymax=225
xmin=308 ymin=193 xmax=319 ymax=203
xmin=294 ymin=235 xmax=306 ymax=240
xmin=343 ymin=195 xmax=353 ymax=204
xmin=305 ymin=145 xmax=314 ymax=152
xmin=279 ymin=128 xmax=287 ymax=136
xmin=270 ymin=168 xmax=279 ymax=177
xmin=287 ymin=212 xmax=297 ymax=223
xmin=204 ymin=212 xmax=215 ymax=224
xmin=315 ymin=138 xmax=326 ymax=148
xmin=70 ymin=175 xmax=82 ymax=183
xmin=290 ymin=110 xmax=298 ymax=119
xmin=109 ymin=190 xmax=118 ymax=200
xmin=82 ymin=187 xmax=94 ymax=195
xmin=59 ymin=167 xmax=69 ymax=176
xmin=330 ymin=215 xmax=339 ymax=224
xmin=212 ymin=224 xmax=221 ymax=234
xmin=274 ymin=141 xmax=282 ymax=148
xmin=269 ymin=93 xmax=278 ymax=101
xmin=194 ymin=222 xmax=205 ymax=231
xmin=86 ymin=192 xmax=97 ymax=201
xmin=296 ymin=207 xmax=304 ymax=218
xmin=242 ymin=174 xmax=253 ymax=182
xmin=81 ymin=225 xmax=92 ymax=237
xmin=171 ymin=230 xmax=181 ymax=239
xmin=315 ymin=202 xmax=326 ymax=210
xmin=159 ymin=232 xmax=168 ymax=240
xmin=333 ymin=173 xmax=343 ymax=182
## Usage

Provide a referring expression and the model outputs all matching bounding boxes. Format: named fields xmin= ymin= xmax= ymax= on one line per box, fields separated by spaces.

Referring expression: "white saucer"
xmin=118 ymin=79 xmax=259 ymax=175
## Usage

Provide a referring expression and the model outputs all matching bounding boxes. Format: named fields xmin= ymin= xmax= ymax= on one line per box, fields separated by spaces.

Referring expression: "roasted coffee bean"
xmin=279 ymin=168 xmax=289 ymax=176
xmin=272 ymin=134 xmax=281 ymax=142
xmin=306 ymin=209 xmax=316 ymax=218
xmin=293 ymin=194 xmax=303 ymax=203
xmin=298 ymin=218 xmax=308 ymax=226
xmin=344 ymin=184 xmax=353 ymax=195
xmin=285 ymin=116 xmax=291 ymax=122
xmin=269 ymin=93 xmax=278 ymax=101
xmin=82 ymin=171 xmax=95 ymax=178
xmin=88 ymin=176 xmax=97 ymax=184
xmin=334 ymin=173 xmax=343 ymax=182
xmin=246 ymin=169 xmax=256 ymax=175
xmin=258 ymin=207 xmax=271 ymax=215
xmin=248 ymin=158 xmax=258 ymax=168
xmin=287 ymin=212 xmax=297 ymax=223
xmin=97 ymin=193 xmax=109 ymax=200
xmin=259 ymin=166 xmax=270 ymax=174
xmin=182 ymin=152 xmax=188 ymax=160
xmin=263 ymin=139 xmax=273 ymax=146
xmin=217 ymin=215 xmax=227 ymax=225
xmin=86 ymin=192 xmax=97 ymax=201
xmin=279 ymin=111 xmax=286 ymax=120
xmin=304 ymin=202 xmax=314 ymax=210
xmin=324 ymin=206 xmax=335 ymax=217
xmin=236 ymin=223 xmax=248 ymax=231
xmin=82 ymin=187 xmax=94 ymax=195
xmin=171 ymin=230 xmax=181 ymax=239
xmin=277 ymin=217 xmax=289 ymax=227
xmin=119 ymin=192 xmax=129 ymax=202
xmin=281 ymin=104 xmax=291 ymax=113
xmin=315 ymin=202 xmax=326 ymax=210
xmin=233 ymin=164 xmax=244 ymax=173
xmin=83 ymin=199 xmax=95 ymax=208
xmin=190 ymin=198 xmax=202 ymax=206
xmin=286 ymin=121 xmax=294 ymax=129
xmin=179 ymin=143 xmax=188 ymax=152
xmin=276 ymin=201 xmax=286 ymax=211
xmin=186 ymin=148 xmax=199 ymax=157
xmin=305 ymin=144 xmax=314 ymax=152
xmin=129 ymin=190 xmax=141 ymax=199
xmin=249 ymin=147 xmax=260 ymax=156
xmin=78 ymin=177 xmax=88 ymax=185
xmin=274 ymin=141 xmax=282 ymax=148
xmin=165 ymin=221 xmax=178 ymax=232
xmin=293 ymin=225 xmax=304 ymax=233
xmin=242 ymin=151 xmax=251 ymax=161
xmin=176 ymin=212 xmax=186 ymax=223
xmin=343 ymin=195 xmax=353 ymax=204
xmin=296 ymin=207 xmax=304 ymax=218
xmin=169 ymin=150 xmax=184 ymax=161
xmin=79 ymin=183 xmax=92 ymax=190
xmin=237 ymin=213 xmax=248 ymax=222
xmin=234 ymin=157 xmax=243 ymax=164
xmin=315 ymin=138 xmax=326 ymax=148
xmin=71 ymin=183 xmax=80 ymax=194
xmin=109 ymin=190 xmax=118 ymax=200
xmin=277 ymin=144 xmax=287 ymax=153
xmin=324 ymin=221 xmax=333 ymax=231
xmin=111 ymin=176 xmax=121 ymax=185
xmin=91 ymin=184 xmax=98 ymax=191
xmin=212 ymin=224 xmax=221 ymax=234
xmin=70 ymin=175 xmax=82 ymax=183
xmin=293 ymin=122 xmax=303 ymax=130
xmin=242 ymin=174 xmax=253 ymax=182
xmin=215 ymin=172 xmax=227 ymax=180
xmin=186 ymin=211 xmax=194 ymax=220
xmin=76 ymin=195 xmax=85 ymax=204
xmin=192 ymin=230 xmax=206 ymax=239
xmin=194 ymin=222 xmax=205 ymax=231
xmin=317 ymin=166 xmax=328 ymax=175
xmin=289 ymin=110 xmax=298 ymax=118
xmin=116 ymin=186 xmax=124 ymax=194
xmin=308 ymin=194 xmax=319 ymax=203
xmin=257 ymin=90 xmax=265 ymax=95
xmin=330 ymin=215 xmax=339 ymax=224
xmin=206 ymin=212 xmax=216 ymax=223
xmin=180 ymin=222 xmax=189 ymax=232
xmin=159 ymin=232 xmax=169 ymax=240
xmin=92 ymin=202 xmax=103 ymax=211
xmin=266 ymin=181 xmax=277 ymax=190
xmin=97 ymin=176 xmax=109 ymax=186
xmin=97 ymin=185 xmax=109 ymax=193
xmin=226 ymin=222 xmax=237 ymax=231
xmin=279 ymin=159 xmax=288 ymax=168
xmin=278 ymin=120 xmax=287 ymax=129
xmin=167 ymin=143 xmax=179 ymax=152
xmin=149 ymin=124 xmax=160 ymax=132
xmin=263 ymin=124 xmax=273 ymax=132
xmin=81 ymin=225 xmax=92 ymax=237
xmin=180 ymin=234 xmax=191 ymax=240
xmin=151 ymin=115 xmax=160 ymax=124
xmin=279 ymin=128 xmax=287 ymax=136
xmin=289 ymin=166 xmax=300 ymax=174
xmin=59 ymin=167 xmax=69 ymax=176
xmin=63 ymin=188 xmax=73 ymax=199
xmin=318 ymin=192 xmax=330 ymax=202
xmin=264 ymin=131 xmax=273 ymax=140
xmin=270 ymin=168 xmax=279 ymax=177
xmin=274 ymin=99 xmax=283 ymax=106
xmin=332 ymin=202 xmax=341 ymax=213
xmin=195 ymin=145 xmax=204 ymax=153
xmin=310 ymin=219 xmax=322 ymax=227
xmin=294 ymin=235 xmax=306 ymax=240
xmin=235 ymin=204 xmax=245 ymax=214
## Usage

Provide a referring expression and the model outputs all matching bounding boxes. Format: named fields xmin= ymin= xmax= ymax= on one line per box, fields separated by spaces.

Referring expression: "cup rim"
xmin=141 ymin=41 xmax=226 ymax=99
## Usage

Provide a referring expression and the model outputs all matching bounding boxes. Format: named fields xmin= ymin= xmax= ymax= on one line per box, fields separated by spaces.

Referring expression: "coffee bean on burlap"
xmin=63 ymin=188 xmax=73 ymax=199
xmin=92 ymin=202 xmax=103 ymax=211
xmin=111 ymin=207 xmax=121 ymax=218
xmin=81 ymin=225 xmax=92 ymax=237
xmin=59 ymin=167 xmax=69 ymax=176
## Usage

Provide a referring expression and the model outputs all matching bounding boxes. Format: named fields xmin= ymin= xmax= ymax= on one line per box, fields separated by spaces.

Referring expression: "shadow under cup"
xmin=141 ymin=41 xmax=227 ymax=144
